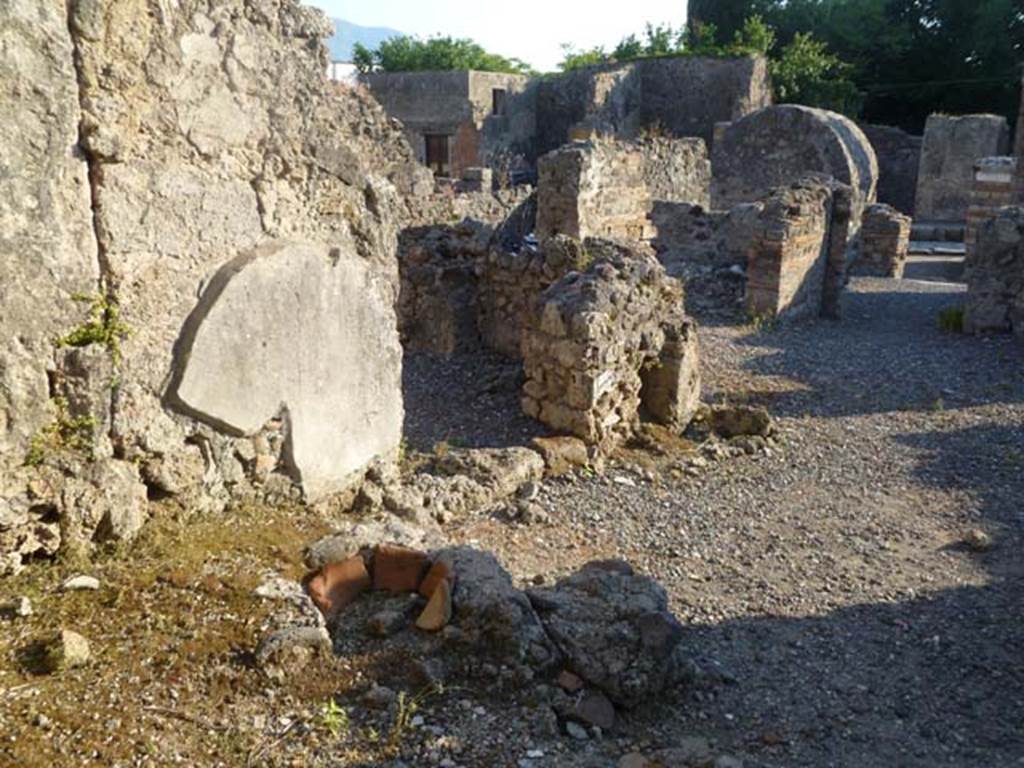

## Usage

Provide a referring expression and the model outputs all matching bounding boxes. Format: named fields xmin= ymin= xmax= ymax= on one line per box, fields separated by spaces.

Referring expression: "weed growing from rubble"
xmin=24 ymin=396 xmax=96 ymax=467
xmin=938 ymin=305 xmax=965 ymax=334
xmin=747 ymin=313 xmax=777 ymax=334
xmin=57 ymin=292 xmax=132 ymax=365
xmin=384 ymin=683 xmax=444 ymax=755
xmin=320 ymin=698 xmax=350 ymax=739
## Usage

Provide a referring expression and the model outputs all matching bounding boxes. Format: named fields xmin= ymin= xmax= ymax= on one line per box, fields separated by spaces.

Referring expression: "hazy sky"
xmin=307 ymin=1 xmax=688 ymax=72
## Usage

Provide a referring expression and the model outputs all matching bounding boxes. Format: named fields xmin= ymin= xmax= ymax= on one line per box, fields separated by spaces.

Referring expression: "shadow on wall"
xmin=733 ymin=286 xmax=1024 ymax=420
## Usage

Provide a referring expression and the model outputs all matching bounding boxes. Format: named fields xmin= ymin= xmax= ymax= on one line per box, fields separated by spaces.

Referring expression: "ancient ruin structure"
xmin=536 ymin=137 xmax=710 ymax=241
xmin=914 ymin=114 xmax=1011 ymax=223
xmin=964 ymin=207 xmax=1024 ymax=336
xmin=966 ymin=157 xmax=1019 ymax=260
xmin=859 ymin=123 xmax=922 ymax=216
xmin=1 ymin=0 xmax=432 ymax=572
xmin=362 ymin=70 xmax=533 ymax=180
xmin=363 ymin=55 xmax=771 ymax=179
xmin=521 ymin=241 xmax=700 ymax=449
xmin=711 ymin=105 xmax=878 ymax=222
xmin=854 ymin=204 xmax=912 ymax=278
xmin=744 ymin=180 xmax=853 ymax=320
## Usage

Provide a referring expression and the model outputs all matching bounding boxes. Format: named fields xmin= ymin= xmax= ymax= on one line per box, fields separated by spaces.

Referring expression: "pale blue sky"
xmin=307 ymin=1 xmax=688 ymax=72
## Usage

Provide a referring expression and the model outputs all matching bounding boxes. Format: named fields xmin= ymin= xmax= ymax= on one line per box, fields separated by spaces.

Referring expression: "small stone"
xmin=363 ymin=684 xmax=397 ymax=710
xmin=715 ymin=757 xmax=744 ymax=768
xmin=1 ymin=597 xmax=32 ymax=619
xmin=517 ymin=482 xmax=540 ymax=501
xmin=33 ymin=714 xmax=52 ymax=730
xmin=373 ymin=544 xmax=430 ymax=593
xmin=964 ymin=528 xmax=993 ymax=552
xmin=557 ymin=670 xmax=584 ymax=693
xmin=565 ymin=721 xmax=589 ymax=740
xmin=61 ymin=575 xmax=100 ymax=591
xmin=416 ymin=579 xmax=452 ymax=632
xmin=307 ymin=556 xmax=371 ymax=615
xmin=618 ymin=754 xmax=650 ymax=768
xmin=41 ymin=629 xmax=91 ymax=672
xmin=518 ymin=502 xmax=549 ymax=525
xmin=574 ymin=690 xmax=615 ymax=730
xmin=367 ymin=609 xmax=408 ymax=638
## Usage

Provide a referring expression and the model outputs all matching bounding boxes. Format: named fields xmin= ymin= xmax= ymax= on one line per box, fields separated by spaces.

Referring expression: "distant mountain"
xmin=327 ymin=19 xmax=402 ymax=62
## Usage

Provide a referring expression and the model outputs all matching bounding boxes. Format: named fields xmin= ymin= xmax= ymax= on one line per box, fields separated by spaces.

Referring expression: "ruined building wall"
xmin=745 ymin=181 xmax=852 ymax=321
xmin=521 ymin=241 xmax=701 ymax=450
xmin=914 ymin=114 xmax=1011 ymax=222
xmin=535 ymin=138 xmax=710 ymax=242
xmin=854 ymin=204 xmax=912 ymax=279
xmin=965 ymin=157 xmax=1019 ymax=262
xmin=1 ymin=0 xmax=431 ymax=573
xmin=964 ymin=207 xmax=1024 ymax=336
xmin=533 ymin=55 xmax=771 ymax=158
xmin=859 ymin=123 xmax=921 ymax=216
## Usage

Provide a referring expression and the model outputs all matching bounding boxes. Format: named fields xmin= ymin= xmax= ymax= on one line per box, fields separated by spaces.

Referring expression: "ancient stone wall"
xmin=914 ymin=114 xmax=1011 ymax=222
xmin=854 ymin=204 xmax=912 ymax=278
xmin=521 ymin=241 xmax=700 ymax=450
xmin=965 ymin=157 xmax=1019 ymax=262
xmin=859 ymin=123 xmax=922 ymax=216
xmin=964 ymin=207 xmax=1024 ymax=336
xmin=533 ymin=55 xmax=770 ymax=157
xmin=536 ymin=138 xmax=710 ymax=242
xmin=711 ymin=105 xmax=878 ymax=224
xmin=745 ymin=181 xmax=850 ymax=321
xmin=1 ymin=0 xmax=431 ymax=573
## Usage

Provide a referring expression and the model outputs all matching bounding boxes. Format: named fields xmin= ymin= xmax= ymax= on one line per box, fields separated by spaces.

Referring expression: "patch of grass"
xmin=384 ymin=684 xmax=443 ymax=756
xmin=24 ymin=396 xmax=96 ymax=467
xmin=57 ymin=293 xmax=132 ymax=365
xmin=937 ymin=305 xmax=964 ymax=334
xmin=320 ymin=697 xmax=350 ymax=739
xmin=746 ymin=313 xmax=777 ymax=334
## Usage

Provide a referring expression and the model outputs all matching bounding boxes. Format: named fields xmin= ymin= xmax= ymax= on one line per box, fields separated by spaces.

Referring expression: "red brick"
xmin=415 ymin=578 xmax=452 ymax=632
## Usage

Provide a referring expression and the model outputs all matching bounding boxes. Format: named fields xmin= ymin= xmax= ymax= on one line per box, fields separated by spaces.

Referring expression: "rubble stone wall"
xmin=1 ymin=0 xmax=432 ymax=573
xmin=965 ymin=157 xmax=1019 ymax=262
xmin=964 ymin=207 xmax=1024 ymax=336
xmin=854 ymin=204 xmax=912 ymax=278
xmin=914 ymin=114 xmax=1011 ymax=222
xmin=536 ymin=138 xmax=710 ymax=242
xmin=521 ymin=241 xmax=701 ymax=450
xmin=534 ymin=55 xmax=770 ymax=158
xmin=859 ymin=123 xmax=922 ymax=216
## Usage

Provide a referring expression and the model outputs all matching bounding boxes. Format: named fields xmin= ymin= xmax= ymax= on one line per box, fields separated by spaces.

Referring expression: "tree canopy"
xmin=353 ymin=36 xmax=533 ymax=75
xmin=687 ymin=0 xmax=1023 ymax=131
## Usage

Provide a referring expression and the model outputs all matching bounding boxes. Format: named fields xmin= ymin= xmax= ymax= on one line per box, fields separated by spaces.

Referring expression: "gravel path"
xmin=415 ymin=276 xmax=1024 ymax=767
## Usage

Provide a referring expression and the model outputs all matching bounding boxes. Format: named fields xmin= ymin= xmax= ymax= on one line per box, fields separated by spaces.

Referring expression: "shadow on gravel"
xmin=732 ymin=286 xmax=1024 ymax=419
xmin=674 ymin=573 xmax=1024 ymax=768
xmin=401 ymin=351 xmax=549 ymax=452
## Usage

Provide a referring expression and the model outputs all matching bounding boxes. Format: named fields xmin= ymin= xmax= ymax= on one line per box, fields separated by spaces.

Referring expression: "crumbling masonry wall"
xmin=854 ymin=204 xmax=911 ymax=279
xmin=521 ymin=242 xmax=701 ymax=450
xmin=964 ymin=207 xmax=1024 ymax=337
xmin=965 ymin=157 xmax=1018 ymax=263
xmin=1 ymin=0 xmax=430 ymax=573
xmin=914 ymin=114 xmax=1010 ymax=222
xmin=746 ymin=181 xmax=852 ymax=321
xmin=859 ymin=123 xmax=921 ymax=216
xmin=536 ymin=137 xmax=710 ymax=242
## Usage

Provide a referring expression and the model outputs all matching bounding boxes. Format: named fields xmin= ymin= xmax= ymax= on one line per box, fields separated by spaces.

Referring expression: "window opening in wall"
xmin=492 ymin=88 xmax=507 ymax=116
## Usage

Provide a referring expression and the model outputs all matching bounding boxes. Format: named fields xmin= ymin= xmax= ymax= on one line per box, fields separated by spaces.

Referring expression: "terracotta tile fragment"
xmin=418 ymin=558 xmax=455 ymax=598
xmin=373 ymin=544 xmax=429 ymax=593
xmin=415 ymin=578 xmax=452 ymax=632
xmin=307 ymin=556 xmax=370 ymax=614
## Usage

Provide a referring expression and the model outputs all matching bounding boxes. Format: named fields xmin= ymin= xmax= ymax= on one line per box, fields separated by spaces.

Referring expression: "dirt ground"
xmin=1 ymin=275 xmax=1022 ymax=767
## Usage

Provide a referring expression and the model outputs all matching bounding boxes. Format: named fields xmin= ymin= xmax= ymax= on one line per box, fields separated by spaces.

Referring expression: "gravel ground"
xmin=416 ymin=275 xmax=1024 ymax=767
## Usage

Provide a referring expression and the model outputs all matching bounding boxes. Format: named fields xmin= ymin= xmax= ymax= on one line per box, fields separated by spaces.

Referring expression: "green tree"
xmin=732 ymin=15 xmax=775 ymax=56
xmin=559 ymin=44 xmax=610 ymax=71
xmin=353 ymin=35 xmax=532 ymax=75
xmin=771 ymin=31 xmax=863 ymax=115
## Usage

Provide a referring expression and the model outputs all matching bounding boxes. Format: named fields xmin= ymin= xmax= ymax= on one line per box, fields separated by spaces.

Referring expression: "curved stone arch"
xmin=711 ymin=104 xmax=878 ymax=210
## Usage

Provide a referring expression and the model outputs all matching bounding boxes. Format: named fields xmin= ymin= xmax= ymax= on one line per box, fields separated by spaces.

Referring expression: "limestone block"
xmin=168 ymin=241 xmax=403 ymax=503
